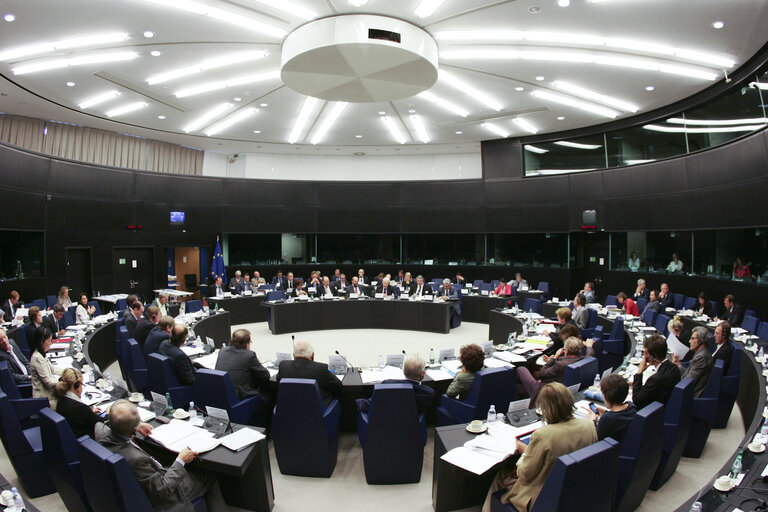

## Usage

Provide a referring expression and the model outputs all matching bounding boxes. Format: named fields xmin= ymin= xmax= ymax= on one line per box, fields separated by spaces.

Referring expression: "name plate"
xmin=307 ymin=287 xmax=317 ymax=293
xmin=481 ymin=290 xmax=490 ymax=296
xmin=243 ymin=290 xmax=252 ymax=296
xmin=206 ymin=406 xmax=230 ymax=422
xmin=439 ymin=348 xmax=455 ymax=362
xmin=349 ymin=293 xmax=359 ymax=299
xmin=151 ymin=391 xmax=167 ymax=409
xmin=298 ymin=295 xmax=309 ymax=300
xmin=461 ymin=288 xmax=469 ymax=295
xmin=375 ymin=293 xmax=384 ymax=299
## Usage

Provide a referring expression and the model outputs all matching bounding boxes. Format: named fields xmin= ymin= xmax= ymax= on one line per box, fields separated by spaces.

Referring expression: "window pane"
xmin=486 ymin=234 xmax=569 ymax=268
xmin=606 ymin=124 xmax=687 ymax=168
xmin=693 ymin=230 xmax=717 ymax=276
xmin=226 ymin=234 xmax=282 ymax=265
xmin=0 ymin=230 xmax=44 ymax=280
xmin=317 ymin=234 xmax=399 ymax=264
xmin=524 ymin=134 xmax=606 ymax=176
xmin=403 ymin=234 xmax=481 ymax=264
xmin=645 ymin=231 xmax=691 ymax=273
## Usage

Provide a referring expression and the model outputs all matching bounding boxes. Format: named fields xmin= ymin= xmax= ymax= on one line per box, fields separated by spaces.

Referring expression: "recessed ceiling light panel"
xmin=174 ymin=70 xmax=280 ymax=97
xmin=414 ymin=0 xmax=446 ymax=18
xmin=204 ymin=107 xmax=257 ymax=136
xmin=146 ymin=50 xmax=267 ymax=84
xmin=78 ymin=90 xmax=121 ymax=109
xmin=0 ymin=33 xmax=130 ymax=61
xmin=12 ymin=51 xmax=138 ymax=75
xmin=288 ymin=96 xmax=319 ymax=144
xmin=439 ymin=70 xmax=502 ymax=111
xmin=183 ymin=102 xmax=233 ymax=132
xmin=418 ymin=91 xmax=469 ymax=117
xmin=381 ymin=115 xmax=407 ymax=144
xmin=105 ymin=101 xmax=148 ymax=117
xmin=311 ymin=101 xmax=349 ymax=145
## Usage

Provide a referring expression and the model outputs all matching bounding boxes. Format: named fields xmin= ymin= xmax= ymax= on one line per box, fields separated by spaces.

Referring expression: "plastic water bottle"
xmin=487 ymin=405 xmax=496 ymax=424
xmin=757 ymin=424 xmax=768 ymax=444
xmin=104 ymin=371 xmax=113 ymax=388
xmin=189 ymin=401 xmax=197 ymax=421
xmin=165 ymin=392 xmax=174 ymax=417
xmin=759 ymin=346 xmax=765 ymax=362
xmin=429 ymin=348 xmax=435 ymax=364
xmin=11 ymin=487 xmax=24 ymax=511
xmin=593 ymin=373 xmax=601 ymax=389
xmin=730 ymin=450 xmax=743 ymax=481
xmin=378 ymin=354 xmax=385 ymax=368
xmin=688 ymin=502 xmax=702 ymax=512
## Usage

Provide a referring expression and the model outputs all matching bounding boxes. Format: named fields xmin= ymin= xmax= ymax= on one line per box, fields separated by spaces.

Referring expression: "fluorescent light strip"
xmin=552 ymin=80 xmax=638 ymax=113
xmin=418 ymin=91 xmax=469 ymax=117
xmin=414 ymin=0 xmax=446 ymax=18
xmin=482 ymin=123 xmax=509 ymax=138
xmin=142 ymin=0 xmax=286 ymax=38
xmin=435 ymin=31 xmax=735 ymax=68
xmin=0 ymin=33 xmax=129 ymax=61
xmin=310 ymin=102 xmax=348 ymax=145
xmin=147 ymin=50 xmax=267 ymax=85
xmin=531 ymin=90 xmax=619 ymax=119
xmin=349 ymin=0 xmax=368 ymax=5
xmin=381 ymin=116 xmax=407 ymax=144
xmin=409 ymin=114 xmax=430 ymax=143
xmin=12 ymin=51 xmax=138 ymax=75
xmin=513 ymin=118 xmax=539 ymax=134
xmin=625 ymin=159 xmax=656 ymax=165
xmin=174 ymin=70 xmax=279 ymax=98
xmin=554 ymin=141 xmax=602 ymax=150
xmin=529 ymin=168 xmax=595 ymax=176
xmin=439 ymin=70 xmax=502 ymax=111
xmin=750 ymin=82 xmax=768 ymax=90
xmin=78 ymin=90 xmax=121 ymax=109
xmin=183 ymin=102 xmax=233 ymax=133
xmin=205 ymin=107 xmax=257 ymax=136
xmin=643 ymin=124 xmax=765 ymax=134
xmin=524 ymin=145 xmax=549 ymax=154
xmin=666 ymin=117 xmax=768 ymax=126
xmin=105 ymin=101 xmax=147 ymax=117
xmin=249 ymin=0 xmax=317 ymax=20
xmin=288 ymin=97 xmax=319 ymax=144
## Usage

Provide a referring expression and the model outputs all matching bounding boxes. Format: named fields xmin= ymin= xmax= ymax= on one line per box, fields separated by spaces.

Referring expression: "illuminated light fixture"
xmin=0 ymin=33 xmax=130 ymax=62
xmin=666 ymin=117 xmax=768 ymax=126
xmin=643 ymin=124 xmax=765 ymax=134
xmin=174 ymin=70 xmax=279 ymax=97
xmin=557 ymin=0 xmax=570 ymax=6
xmin=645 ymin=86 xmax=655 ymax=91
xmin=436 ymin=30 xmax=524 ymax=41
xmin=381 ymin=116 xmax=407 ymax=144
xmin=288 ymin=96 xmax=319 ymax=144
xmin=513 ymin=118 xmax=539 ymax=134
xmin=532 ymin=90 xmax=619 ymax=118
xmin=557 ymin=116 xmax=565 ymax=120
xmin=183 ymin=102 xmax=233 ymax=132
xmin=749 ymin=82 xmax=768 ymax=90
xmin=105 ymin=101 xmax=147 ymax=117
xmin=554 ymin=140 xmax=602 ymax=150
xmin=625 ymin=159 xmax=656 ymax=165
xmin=552 ymin=80 xmax=639 ymax=112
xmin=414 ymin=0 xmax=447 ymax=18
xmin=310 ymin=101 xmax=348 ymax=145
xmin=143 ymin=31 xmax=155 ymax=38
xmin=12 ymin=51 xmax=138 ymax=75
xmin=515 ymin=87 xmax=524 ymax=91
xmin=418 ymin=91 xmax=469 ymax=117
xmin=66 ymin=81 xmax=76 ymax=87
xmin=147 ymin=50 xmax=267 ymax=84
xmin=250 ymin=0 xmax=317 ymax=20
xmin=150 ymin=50 xmax=162 ymax=57
xmin=524 ymin=145 xmax=549 ymax=154
xmin=712 ymin=21 xmax=724 ymax=29
xmin=438 ymin=70 xmax=502 ymax=111
xmin=529 ymin=168 xmax=594 ymax=175
xmin=349 ymin=0 xmax=368 ymax=5
xmin=3 ymin=14 xmax=15 ymax=22
xmin=656 ymin=63 xmax=718 ymax=81
xmin=141 ymin=0 xmax=286 ymax=38
xmin=204 ymin=107 xmax=257 ymax=136
xmin=78 ymin=90 xmax=121 ymax=109
xmin=409 ymin=114 xmax=430 ymax=143
xmin=157 ymin=115 xmax=166 ymax=119
xmin=482 ymin=122 xmax=510 ymax=138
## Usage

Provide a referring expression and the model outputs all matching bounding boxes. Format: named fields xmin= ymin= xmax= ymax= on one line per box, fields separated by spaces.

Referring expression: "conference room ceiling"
xmin=0 ymin=0 xmax=766 ymax=156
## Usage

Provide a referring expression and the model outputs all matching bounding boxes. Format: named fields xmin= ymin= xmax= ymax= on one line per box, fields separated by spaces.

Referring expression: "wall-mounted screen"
xmin=170 ymin=211 xmax=186 ymax=225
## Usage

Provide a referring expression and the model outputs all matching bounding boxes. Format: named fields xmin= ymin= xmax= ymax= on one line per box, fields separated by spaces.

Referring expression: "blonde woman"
xmin=55 ymin=368 xmax=105 ymax=438
xmin=57 ymin=286 xmax=73 ymax=308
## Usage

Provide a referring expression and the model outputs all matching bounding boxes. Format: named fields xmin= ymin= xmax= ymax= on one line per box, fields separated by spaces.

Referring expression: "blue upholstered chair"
xmin=597 ymin=317 xmax=625 ymax=373
xmin=0 ymin=360 xmax=32 ymax=399
xmin=756 ymin=322 xmax=768 ymax=342
xmin=562 ymin=357 xmax=598 ymax=391
xmin=0 ymin=361 xmax=47 ymax=429
xmin=124 ymin=339 xmax=149 ymax=393
xmin=605 ymin=294 xmax=617 ymax=306
xmin=186 ymin=299 xmax=203 ymax=313
xmin=39 ymin=408 xmax=92 ymax=512
xmin=88 ymin=301 xmax=102 ymax=316
xmin=193 ymin=369 xmax=265 ymax=426
xmin=62 ymin=307 xmax=77 ymax=329
xmin=671 ymin=293 xmax=685 ymax=310
xmin=0 ymin=391 xmax=56 ymax=497
xmin=714 ymin=343 xmax=742 ymax=429
xmin=272 ymin=378 xmax=341 ymax=477
xmin=31 ymin=298 xmax=46 ymax=310
xmin=682 ymin=297 xmax=697 ymax=310
xmin=613 ymin=401 xmax=665 ymax=512
xmin=478 ymin=283 xmax=494 ymax=295
xmin=266 ymin=290 xmax=286 ymax=301
xmin=653 ymin=314 xmax=671 ymax=336
xmin=117 ymin=326 xmax=129 ymax=361
xmin=473 ymin=279 xmax=485 ymax=288
xmin=641 ymin=307 xmax=658 ymax=326
xmin=650 ymin=378 xmax=694 ymax=490
xmin=710 ymin=302 xmax=719 ymax=318
xmin=490 ymin=279 xmax=501 ymax=289
xmin=579 ymin=308 xmax=599 ymax=339
xmin=357 ymin=384 xmax=426 ymax=484
xmin=745 ymin=309 xmax=757 ymax=318
xmin=436 ymin=367 xmax=517 ymax=426
xmin=523 ymin=298 xmax=541 ymax=314
xmin=683 ymin=359 xmax=725 ymax=458
xmin=635 ymin=297 xmax=647 ymax=314
xmin=12 ymin=326 xmax=31 ymax=360
xmin=742 ymin=315 xmax=760 ymax=335
xmin=46 ymin=295 xmax=58 ymax=309
xmin=115 ymin=298 xmax=127 ymax=313
xmin=537 ymin=282 xmax=550 ymax=299
xmin=491 ymin=438 xmax=621 ymax=512
xmin=147 ymin=353 xmax=193 ymax=408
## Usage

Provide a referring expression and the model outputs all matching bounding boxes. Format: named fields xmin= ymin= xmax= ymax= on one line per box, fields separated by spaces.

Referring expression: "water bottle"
xmin=757 ymin=424 xmax=768 ymax=444
xmin=104 ymin=371 xmax=113 ymax=388
xmin=429 ymin=348 xmax=435 ymax=364
xmin=378 ymin=354 xmax=385 ymax=368
xmin=759 ymin=346 xmax=765 ymax=362
xmin=189 ymin=401 xmax=197 ymax=421
xmin=11 ymin=487 xmax=24 ymax=511
xmin=487 ymin=405 xmax=496 ymax=424
xmin=165 ymin=392 xmax=174 ymax=417
xmin=593 ymin=373 xmax=601 ymax=389
xmin=730 ymin=450 xmax=743 ymax=481
xmin=688 ymin=502 xmax=702 ymax=512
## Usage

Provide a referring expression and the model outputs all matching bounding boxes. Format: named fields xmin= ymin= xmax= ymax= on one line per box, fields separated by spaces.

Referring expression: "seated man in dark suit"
xmin=672 ymin=326 xmax=713 ymax=397
xmin=376 ymin=277 xmax=396 ymax=298
xmin=122 ymin=295 xmax=139 ymax=322
xmin=207 ymin=276 xmax=226 ymax=298
xmin=334 ymin=274 xmax=348 ymax=293
xmin=1 ymin=291 xmax=21 ymax=322
xmin=229 ymin=270 xmax=245 ymax=295
xmin=215 ymin=329 xmax=270 ymax=400
xmin=276 ymin=340 xmax=342 ymax=406
xmin=0 ymin=327 xmax=30 ymax=384
xmin=319 ymin=277 xmax=338 ymax=298
xmin=410 ymin=275 xmax=432 ymax=298
xmin=356 ymin=354 xmax=435 ymax=414
xmin=712 ymin=322 xmax=733 ymax=373
xmin=633 ymin=278 xmax=650 ymax=302
xmin=95 ymin=400 xmax=225 ymax=511
xmin=133 ymin=305 xmax=159 ymax=349
xmin=143 ymin=315 xmax=174 ymax=359
xmin=124 ymin=301 xmax=144 ymax=338
xmin=436 ymin=278 xmax=461 ymax=322
xmin=159 ymin=324 xmax=196 ymax=386
xmin=658 ymin=283 xmax=674 ymax=310
xmin=42 ymin=304 xmax=67 ymax=338
xmin=346 ymin=276 xmax=365 ymax=297
xmin=642 ymin=289 xmax=662 ymax=316
xmin=632 ymin=334 xmax=681 ymax=410
xmin=272 ymin=271 xmax=288 ymax=290
xmin=719 ymin=294 xmax=744 ymax=327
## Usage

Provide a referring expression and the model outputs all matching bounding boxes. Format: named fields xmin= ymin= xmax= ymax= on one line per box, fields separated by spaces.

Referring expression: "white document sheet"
xmin=382 ymin=366 xmax=406 ymax=380
xmin=193 ymin=351 xmax=219 ymax=369
xmin=426 ymin=368 xmax=454 ymax=381
xmin=219 ymin=427 xmax=265 ymax=452
xmin=181 ymin=345 xmax=206 ymax=357
xmin=441 ymin=359 xmax=463 ymax=376
xmin=150 ymin=419 xmax=219 ymax=453
xmin=465 ymin=433 xmax=517 ymax=455
xmin=440 ymin=446 xmax=508 ymax=475
xmin=482 ymin=358 xmax=512 ymax=369
xmin=666 ymin=332 xmax=690 ymax=359
xmin=361 ymin=370 xmax=384 ymax=384
xmin=493 ymin=352 xmax=527 ymax=364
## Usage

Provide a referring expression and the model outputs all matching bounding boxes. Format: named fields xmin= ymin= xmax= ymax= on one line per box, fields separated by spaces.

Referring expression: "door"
xmin=65 ymin=248 xmax=92 ymax=296
xmin=174 ymin=247 xmax=201 ymax=292
xmin=113 ymin=247 xmax=155 ymax=302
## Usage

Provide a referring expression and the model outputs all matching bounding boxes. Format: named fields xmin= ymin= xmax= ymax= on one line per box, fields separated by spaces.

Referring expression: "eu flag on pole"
xmin=211 ymin=238 xmax=227 ymax=283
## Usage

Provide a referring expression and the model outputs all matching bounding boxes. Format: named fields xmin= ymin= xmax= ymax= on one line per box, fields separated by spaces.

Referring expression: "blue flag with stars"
xmin=210 ymin=239 xmax=226 ymax=283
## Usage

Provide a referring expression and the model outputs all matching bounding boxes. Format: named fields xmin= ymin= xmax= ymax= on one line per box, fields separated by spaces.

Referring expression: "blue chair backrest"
xmin=682 ymin=297 xmax=697 ymax=310
xmin=642 ymin=308 xmax=658 ymax=326
xmin=13 ymin=327 xmax=31 ymax=360
xmin=31 ymin=299 xmax=46 ymax=310
xmin=117 ymin=326 xmax=129 ymax=360
xmin=664 ymin=378 xmax=694 ymax=452
xmin=531 ymin=438 xmax=620 ymax=512
xmin=62 ymin=308 xmax=76 ymax=329
xmin=88 ymin=301 xmax=102 ymax=316
xmin=115 ymin=298 xmax=127 ymax=312
xmin=464 ymin=367 xmax=517 ymax=420
xmin=562 ymin=357 xmax=598 ymax=391
xmin=193 ymin=369 xmax=239 ymax=411
xmin=258 ymin=284 xmax=275 ymax=291
xmin=490 ymin=279 xmax=500 ymax=289
xmin=273 ymin=378 xmax=334 ymax=440
xmin=523 ymin=298 xmax=541 ymax=314
xmin=46 ymin=296 xmax=57 ymax=309
xmin=654 ymin=314 xmax=671 ymax=336
xmin=39 ymin=408 xmax=89 ymax=512
xmin=0 ymin=391 xmax=31 ymax=457
xmin=125 ymin=339 xmax=148 ymax=391
xmin=147 ymin=353 xmax=183 ymax=394
xmin=710 ymin=301 xmax=719 ymax=318
xmin=606 ymin=294 xmax=617 ymax=306
xmin=745 ymin=309 xmax=756 ymax=318
xmin=742 ymin=316 xmax=760 ymax=334
xmin=364 ymin=384 xmax=421 ymax=444
xmin=701 ymin=359 xmax=725 ymax=401
xmin=616 ymin=402 xmax=665 ymax=511
xmin=586 ymin=308 xmax=598 ymax=330
xmin=186 ymin=300 xmax=203 ymax=313
xmin=478 ymin=283 xmax=493 ymax=293
xmin=757 ymin=322 xmax=768 ymax=342
xmin=608 ymin=317 xmax=624 ymax=341
xmin=671 ymin=293 xmax=684 ymax=310
xmin=635 ymin=297 xmax=647 ymax=313
xmin=727 ymin=343 xmax=743 ymax=379
xmin=473 ymin=280 xmax=485 ymax=287
xmin=537 ymin=281 xmax=549 ymax=293
xmin=77 ymin=436 xmax=124 ymax=512
xmin=267 ymin=290 xmax=286 ymax=301
xmin=0 ymin=361 xmax=23 ymax=400
xmin=107 ymin=441 xmax=160 ymax=512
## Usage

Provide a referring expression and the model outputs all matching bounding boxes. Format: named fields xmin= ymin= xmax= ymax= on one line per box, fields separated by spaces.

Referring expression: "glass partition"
xmin=317 ymin=234 xmax=399 ymax=264
xmin=524 ymin=134 xmax=606 ymax=176
xmin=486 ymin=234 xmax=569 ymax=267
xmin=402 ymin=234 xmax=482 ymax=264
xmin=0 ymin=230 xmax=44 ymax=280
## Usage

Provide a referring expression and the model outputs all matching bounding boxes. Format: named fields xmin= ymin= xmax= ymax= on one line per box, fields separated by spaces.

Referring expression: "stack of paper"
xmin=181 ymin=345 xmax=206 ymax=357
xmin=426 ymin=368 xmax=454 ymax=381
xmin=441 ymin=359 xmax=463 ymax=376
xmin=219 ymin=427 xmax=265 ymax=452
xmin=483 ymin=358 xmax=512 ymax=369
xmin=193 ymin=351 xmax=219 ymax=369
xmin=361 ymin=369 xmax=385 ymax=384
xmin=524 ymin=337 xmax=550 ymax=346
xmin=440 ymin=446 xmax=508 ymax=475
xmin=382 ymin=365 xmax=406 ymax=380
xmin=150 ymin=419 xmax=220 ymax=453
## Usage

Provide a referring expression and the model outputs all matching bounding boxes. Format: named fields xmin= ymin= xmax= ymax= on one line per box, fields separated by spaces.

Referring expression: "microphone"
xmin=291 ymin=335 xmax=295 ymax=352
xmin=334 ymin=350 xmax=356 ymax=373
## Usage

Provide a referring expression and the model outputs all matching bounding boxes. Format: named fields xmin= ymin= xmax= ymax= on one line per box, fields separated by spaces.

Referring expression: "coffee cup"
xmin=469 ymin=420 xmax=483 ymax=431
xmin=749 ymin=441 xmax=765 ymax=452
xmin=714 ymin=475 xmax=733 ymax=491
xmin=1 ymin=490 xmax=13 ymax=506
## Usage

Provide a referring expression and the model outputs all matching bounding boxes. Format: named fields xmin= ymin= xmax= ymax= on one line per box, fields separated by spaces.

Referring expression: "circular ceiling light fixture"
xmin=712 ymin=21 xmax=724 ymax=29
xmin=645 ymin=86 xmax=655 ymax=91
xmin=535 ymin=76 xmax=545 ymax=81
xmin=528 ymin=6 xmax=541 ymax=14
xmin=281 ymin=15 xmax=438 ymax=102
xmin=143 ymin=31 xmax=155 ymax=38
xmin=3 ymin=14 xmax=15 ymax=22
xmin=157 ymin=115 xmax=166 ymax=119
xmin=150 ymin=50 xmax=161 ymax=57
xmin=557 ymin=0 xmax=570 ymax=6
xmin=65 ymin=81 xmax=75 ymax=87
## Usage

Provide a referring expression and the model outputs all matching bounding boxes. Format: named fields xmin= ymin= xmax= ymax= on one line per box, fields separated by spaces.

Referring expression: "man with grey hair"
xmin=356 ymin=354 xmax=435 ymax=414
xmin=411 ymin=275 xmax=431 ymax=298
xmin=151 ymin=291 xmax=169 ymax=317
xmin=633 ymin=278 xmax=649 ymax=302
xmin=376 ymin=277 xmax=395 ymax=297
xmin=0 ymin=327 xmax=30 ymax=384
xmin=437 ymin=278 xmax=461 ymax=325
xmin=673 ymin=326 xmax=713 ymax=397
xmin=514 ymin=336 xmax=584 ymax=400
xmin=276 ymin=340 xmax=342 ymax=405
xmin=95 ymin=400 xmax=226 ymax=511
xmin=229 ymin=270 xmax=245 ymax=295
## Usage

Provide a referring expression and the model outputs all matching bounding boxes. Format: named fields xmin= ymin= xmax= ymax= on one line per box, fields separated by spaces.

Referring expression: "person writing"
xmin=492 ymin=278 xmax=512 ymax=296
xmin=446 ymin=344 xmax=484 ymax=400
xmin=616 ymin=292 xmax=639 ymax=316
xmin=632 ymin=334 xmax=681 ymax=410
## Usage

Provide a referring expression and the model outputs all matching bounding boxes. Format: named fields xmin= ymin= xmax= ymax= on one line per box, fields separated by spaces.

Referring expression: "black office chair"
xmin=184 ymin=273 xmax=199 ymax=293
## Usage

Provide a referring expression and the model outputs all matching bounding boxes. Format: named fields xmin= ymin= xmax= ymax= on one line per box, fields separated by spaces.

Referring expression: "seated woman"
xmin=483 ymin=382 xmax=597 ymax=512
xmin=446 ymin=344 xmax=484 ymax=400
xmin=401 ymin=272 xmax=414 ymax=293
xmin=542 ymin=308 xmax=576 ymax=357
xmin=589 ymin=374 xmax=636 ymax=442
xmin=289 ymin=279 xmax=307 ymax=297
xmin=516 ymin=336 xmax=583 ymax=399
xmin=628 ymin=251 xmax=640 ymax=272
xmin=733 ymin=257 xmax=751 ymax=278
xmin=57 ymin=286 xmax=73 ymax=308
xmin=75 ymin=293 xmax=96 ymax=324
xmin=667 ymin=316 xmax=692 ymax=361
xmin=55 ymin=368 xmax=106 ymax=438
xmin=693 ymin=292 xmax=712 ymax=317
xmin=616 ymin=292 xmax=639 ymax=316
xmin=29 ymin=327 xmax=65 ymax=407
xmin=492 ymin=278 xmax=512 ymax=296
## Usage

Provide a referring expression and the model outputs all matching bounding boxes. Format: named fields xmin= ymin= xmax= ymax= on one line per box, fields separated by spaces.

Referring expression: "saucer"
xmin=173 ymin=409 xmax=190 ymax=420
xmin=466 ymin=424 xmax=487 ymax=434
xmin=629 ymin=358 xmax=642 ymax=365
xmin=749 ymin=443 xmax=766 ymax=453
xmin=713 ymin=479 xmax=734 ymax=492
xmin=129 ymin=393 xmax=144 ymax=403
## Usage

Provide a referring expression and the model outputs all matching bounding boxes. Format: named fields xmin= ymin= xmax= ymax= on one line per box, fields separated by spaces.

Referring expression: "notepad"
xmin=193 ymin=351 xmax=219 ymax=369
xmin=492 ymin=352 xmax=526 ymax=364
xmin=441 ymin=446 xmax=508 ymax=475
xmin=150 ymin=419 xmax=219 ymax=453
xmin=425 ymin=368 xmax=454 ymax=381
xmin=219 ymin=427 xmax=265 ymax=452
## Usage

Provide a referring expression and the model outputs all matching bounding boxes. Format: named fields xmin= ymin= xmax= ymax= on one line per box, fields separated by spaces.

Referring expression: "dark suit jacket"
xmin=409 ymin=283 xmax=432 ymax=297
xmin=272 ymin=276 xmax=288 ymax=289
xmin=681 ymin=347 xmax=713 ymax=397
xmin=124 ymin=312 xmax=141 ymax=338
xmin=159 ymin=340 xmax=196 ymax=386
xmin=658 ymin=294 xmax=674 ymax=310
xmin=375 ymin=285 xmax=396 ymax=296
xmin=56 ymin=394 xmax=105 ymax=438
xmin=318 ymin=285 xmax=338 ymax=297
xmin=436 ymin=287 xmax=459 ymax=299
xmin=208 ymin=283 xmax=226 ymax=298
xmin=333 ymin=280 xmax=348 ymax=292
xmin=346 ymin=284 xmax=366 ymax=296
xmin=720 ymin=304 xmax=744 ymax=327
xmin=358 ymin=378 xmax=435 ymax=414
xmin=632 ymin=360 xmax=681 ymax=410
xmin=696 ymin=301 xmax=713 ymax=317
xmin=1 ymin=300 xmax=18 ymax=322
xmin=42 ymin=314 xmax=63 ymax=338
xmin=276 ymin=358 xmax=342 ymax=406
xmin=143 ymin=328 xmax=169 ymax=359
xmin=642 ymin=301 xmax=661 ymax=316
xmin=215 ymin=345 xmax=270 ymax=399
xmin=633 ymin=288 xmax=650 ymax=302
xmin=229 ymin=277 xmax=245 ymax=294
xmin=713 ymin=341 xmax=733 ymax=374
xmin=133 ymin=318 xmax=156 ymax=348
xmin=0 ymin=339 xmax=30 ymax=383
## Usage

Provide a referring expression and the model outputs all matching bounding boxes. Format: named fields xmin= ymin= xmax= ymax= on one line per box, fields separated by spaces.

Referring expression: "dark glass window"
xmin=486 ymin=234 xmax=569 ymax=268
xmin=402 ymin=234 xmax=482 ymax=264
xmin=524 ymin=134 xmax=606 ymax=176
xmin=0 ymin=230 xmax=44 ymax=280
xmin=606 ymin=125 xmax=687 ymax=168
xmin=317 ymin=234 xmax=399 ymax=264
xmin=226 ymin=234 xmax=282 ymax=265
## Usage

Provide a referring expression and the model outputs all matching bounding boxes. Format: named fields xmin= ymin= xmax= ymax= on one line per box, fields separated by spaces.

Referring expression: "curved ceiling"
xmin=0 ymin=0 xmax=766 ymax=156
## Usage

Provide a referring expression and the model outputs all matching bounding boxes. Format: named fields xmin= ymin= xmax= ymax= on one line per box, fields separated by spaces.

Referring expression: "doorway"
xmin=174 ymin=247 xmax=201 ymax=297
xmin=65 ymin=248 xmax=93 ymax=296
xmin=113 ymin=247 xmax=155 ymax=302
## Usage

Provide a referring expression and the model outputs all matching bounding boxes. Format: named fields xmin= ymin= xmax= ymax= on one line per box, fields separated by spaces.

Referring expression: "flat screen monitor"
xmin=170 ymin=211 xmax=185 ymax=225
